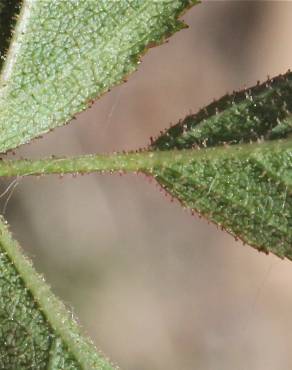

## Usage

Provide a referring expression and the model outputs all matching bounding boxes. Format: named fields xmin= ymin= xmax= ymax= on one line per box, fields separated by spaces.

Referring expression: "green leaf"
xmin=0 ymin=74 xmax=290 ymax=259
xmin=0 ymin=0 xmax=197 ymax=153
xmin=151 ymin=72 xmax=292 ymax=259
xmin=0 ymin=215 xmax=115 ymax=370
xmin=0 ymin=1 xmax=199 ymax=368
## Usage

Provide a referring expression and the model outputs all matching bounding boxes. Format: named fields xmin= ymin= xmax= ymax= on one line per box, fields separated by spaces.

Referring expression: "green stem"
xmin=0 ymin=215 xmax=114 ymax=369
xmin=0 ymin=138 xmax=290 ymax=178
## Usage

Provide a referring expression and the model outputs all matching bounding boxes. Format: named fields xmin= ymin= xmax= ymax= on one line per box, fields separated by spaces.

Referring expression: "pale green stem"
xmin=0 ymin=215 xmax=115 ymax=370
xmin=0 ymin=138 xmax=290 ymax=177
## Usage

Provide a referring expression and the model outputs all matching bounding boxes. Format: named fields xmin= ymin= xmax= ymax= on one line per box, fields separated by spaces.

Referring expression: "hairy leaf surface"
xmin=0 ymin=216 xmax=114 ymax=370
xmin=151 ymin=72 xmax=292 ymax=258
xmin=0 ymin=0 xmax=199 ymax=368
xmin=0 ymin=0 xmax=197 ymax=153
xmin=0 ymin=73 xmax=290 ymax=260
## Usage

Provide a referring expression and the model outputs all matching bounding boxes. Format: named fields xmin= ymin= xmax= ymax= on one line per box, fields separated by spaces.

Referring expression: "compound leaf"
xmin=0 ymin=0 xmax=198 ymax=368
xmin=0 ymin=73 xmax=290 ymax=260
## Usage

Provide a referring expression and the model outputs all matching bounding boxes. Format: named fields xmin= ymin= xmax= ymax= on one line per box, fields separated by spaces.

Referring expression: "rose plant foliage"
xmin=0 ymin=1 xmax=290 ymax=369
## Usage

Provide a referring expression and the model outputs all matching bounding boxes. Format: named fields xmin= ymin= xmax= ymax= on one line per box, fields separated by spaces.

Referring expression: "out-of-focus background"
xmin=2 ymin=2 xmax=292 ymax=370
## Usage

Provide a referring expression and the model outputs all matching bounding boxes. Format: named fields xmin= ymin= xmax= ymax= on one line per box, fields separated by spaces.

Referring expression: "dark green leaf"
xmin=151 ymin=72 xmax=292 ymax=258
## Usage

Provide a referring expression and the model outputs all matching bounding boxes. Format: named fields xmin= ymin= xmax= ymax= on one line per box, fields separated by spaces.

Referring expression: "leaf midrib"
xmin=0 ymin=217 xmax=114 ymax=370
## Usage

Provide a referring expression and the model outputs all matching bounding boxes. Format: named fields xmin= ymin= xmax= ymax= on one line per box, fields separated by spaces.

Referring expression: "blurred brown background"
xmin=2 ymin=2 xmax=292 ymax=370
